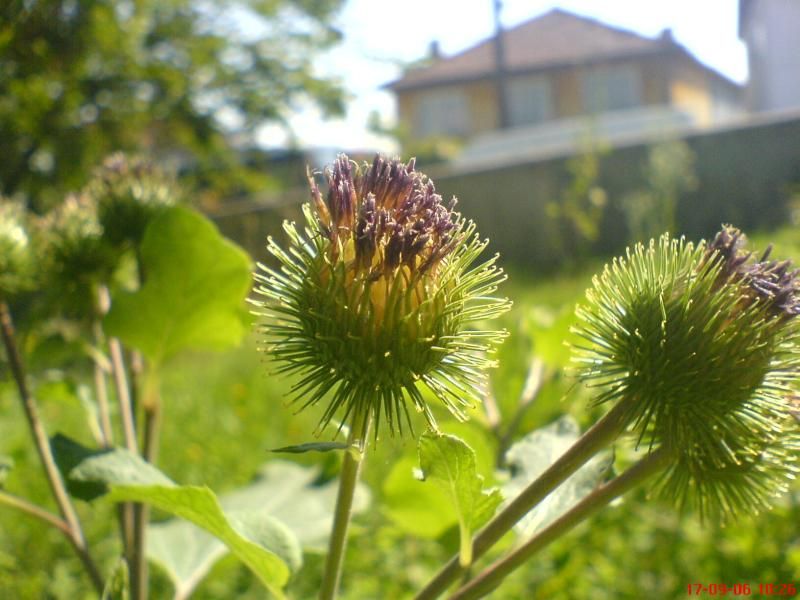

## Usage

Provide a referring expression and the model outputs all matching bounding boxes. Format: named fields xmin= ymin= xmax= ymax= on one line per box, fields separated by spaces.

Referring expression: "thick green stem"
xmin=319 ymin=416 xmax=370 ymax=600
xmin=0 ymin=300 xmax=104 ymax=593
xmin=449 ymin=447 xmax=672 ymax=600
xmin=415 ymin=397 xmax=634 ymax=600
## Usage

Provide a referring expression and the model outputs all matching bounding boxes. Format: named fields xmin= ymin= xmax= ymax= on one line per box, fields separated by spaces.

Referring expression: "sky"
xmin=254 ymin=0 xmax=748 ymax=152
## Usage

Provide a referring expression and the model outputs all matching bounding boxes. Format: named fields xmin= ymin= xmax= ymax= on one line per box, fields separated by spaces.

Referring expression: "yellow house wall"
xmin=668 ymin=59 xmax=714 ymax=126
xmin=396 ymin=55 xmax=719 ymax=138
xmin=397 ymin=81 xmax=499 ymax=139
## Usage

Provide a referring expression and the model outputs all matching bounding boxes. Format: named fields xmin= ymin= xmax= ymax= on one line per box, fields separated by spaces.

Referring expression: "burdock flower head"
xmin=0 ymin=200 xmax=34 ymax=297
xmin=573 ymin=229 xmax=800 ymax=518
xmin=40 ymin=193 xmax=118 ymax=310
xmin=89 ymin=152 xmax=178 ymax=247
xmin=252 ymin=155 xmax=510 ymax=437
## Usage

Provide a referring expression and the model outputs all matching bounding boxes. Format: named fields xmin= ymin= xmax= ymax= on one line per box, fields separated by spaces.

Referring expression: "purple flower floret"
xmin=706 ymin=225 xmax=800 ymax=320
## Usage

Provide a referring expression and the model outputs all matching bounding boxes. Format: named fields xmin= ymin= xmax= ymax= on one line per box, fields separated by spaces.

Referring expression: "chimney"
xmin=429 ymin=40 xmax=441 ymax=60
xmin=659 ymin=28 xmax=674 ymax=44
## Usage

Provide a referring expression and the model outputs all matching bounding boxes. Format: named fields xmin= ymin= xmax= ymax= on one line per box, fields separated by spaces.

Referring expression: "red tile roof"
xmin=388 ymin=9 xmax=714 ymax=91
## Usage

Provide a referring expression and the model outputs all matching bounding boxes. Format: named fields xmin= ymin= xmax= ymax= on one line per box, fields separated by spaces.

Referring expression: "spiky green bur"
xmin=252 ymin=155 xmax=510 ymax=437
xmin=0 ymin=201 xmax=34 ymax=297
xmin=40 ymin=194 xmax=118 ymax=309
xmin=89 ymin=152 xmax=178 ymax=247
xmin=573 ymin=232 xmax=800 ymax=518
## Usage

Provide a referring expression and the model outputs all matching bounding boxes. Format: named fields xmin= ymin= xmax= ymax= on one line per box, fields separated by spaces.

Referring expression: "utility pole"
xmin=493 ymin=0 xmax=510 ymax=129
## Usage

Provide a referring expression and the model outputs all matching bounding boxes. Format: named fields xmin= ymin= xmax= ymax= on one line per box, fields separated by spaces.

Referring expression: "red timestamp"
xmin=687 ymin=583 xmax=797 ymax=596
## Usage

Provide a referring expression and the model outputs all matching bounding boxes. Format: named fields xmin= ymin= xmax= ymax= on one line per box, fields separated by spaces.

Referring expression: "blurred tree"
xmin=0 ymin=0 xmax=345 ymax=209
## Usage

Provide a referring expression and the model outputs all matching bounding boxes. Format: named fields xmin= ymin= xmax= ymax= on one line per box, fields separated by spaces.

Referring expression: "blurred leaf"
xmin=219 ymin=461 xmax=370 ymax=552
xmin=108 ymin=484 xmax=300 ymax=599
xmin=501 ymin=416 xmax=612 ymax=536
xmin=270 ymin=442 xmax=349 ymax=454
xmin=148 ymin=461 xmax=368 ymax=599
xmin=51 ymin=433 xmax=172 ymax=501
xmin=105 ymin=206 xmax=251 ymax=365
xmin=383 ymin=455 xmax=456 ymax=539
xmin=100 ymin=559 xmax=129 ymax=600
xmin=148 ymin=518 xmax=228 ymax=600
xmin=417 ymin=433 xmax=503 ymax=566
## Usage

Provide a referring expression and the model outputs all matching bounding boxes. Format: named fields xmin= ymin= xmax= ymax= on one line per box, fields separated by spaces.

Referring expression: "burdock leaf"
xmin=383 ymin=455 xmax=457 ymax=538
xmin=147 ymin=461 xmax=369 ymax=599
xmin=105 ymin=206 xmax=251 ymax=365
xmin=502 ymin=416 xmax=612 ymax=536
xmin=51 ymin=433 xmax=171 ymax=501
xmin=418 ymin=433 xmax=503 ymax=566
xmin=108 ymin=485 xmax=300 ymax=599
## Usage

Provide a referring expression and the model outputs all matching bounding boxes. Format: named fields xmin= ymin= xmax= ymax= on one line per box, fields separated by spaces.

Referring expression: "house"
xmin=387 ymin=9 xmax=742 ymax=145
xmin=739 ymin=0 xmax=800 ymax=112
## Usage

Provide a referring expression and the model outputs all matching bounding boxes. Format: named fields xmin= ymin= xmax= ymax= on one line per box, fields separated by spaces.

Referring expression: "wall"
xmin=433 ymin=114 xmax=800 ymax=271
xmin=212 ymin=115 xmax=800 ymax=272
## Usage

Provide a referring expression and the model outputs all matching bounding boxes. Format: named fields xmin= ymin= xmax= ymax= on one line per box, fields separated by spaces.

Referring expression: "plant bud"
xmin=89 ymin=152 xmax=178 ymax=247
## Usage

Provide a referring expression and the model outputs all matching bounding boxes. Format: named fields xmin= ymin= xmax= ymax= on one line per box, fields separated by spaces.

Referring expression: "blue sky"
xmin=254 ymin=0 xmax=747 ymax=151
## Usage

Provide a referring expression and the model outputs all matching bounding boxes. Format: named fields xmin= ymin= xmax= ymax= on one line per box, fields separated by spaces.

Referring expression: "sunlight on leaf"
xmin=148 ymin=460 xmax=369 ymax=599
xmin=104 ymin=206 xmax=251 ymax=365
xmin=417 ymin=433 xmax=502 ymax=566
xmin=63 ymin=441 xmax=303 ymax=599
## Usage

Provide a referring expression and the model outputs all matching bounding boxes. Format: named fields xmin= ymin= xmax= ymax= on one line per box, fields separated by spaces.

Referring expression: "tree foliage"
xmin=0 ymin=0 xmax=345 ymax=208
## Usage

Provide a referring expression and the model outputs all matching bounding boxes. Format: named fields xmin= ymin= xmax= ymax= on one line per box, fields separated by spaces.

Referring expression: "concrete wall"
xmin=433 ymin=113 xmax=800 ymax=271
xmin=213 ymin=115 xmax=800 ymax=272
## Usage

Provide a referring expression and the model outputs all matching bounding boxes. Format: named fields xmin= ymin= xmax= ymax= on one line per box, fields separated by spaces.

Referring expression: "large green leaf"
xmin=501 ymin=416 xmax=613 ymax=536
xmin=417 ymin=433 xmax=503 ymax=566
xmin=107 ymin=485 xmax=300 ymax=599
xmin=148 ymin=461 xmax=369 ymax=599
xmin=52 ymin=433 xmax=172 ymax=501
xmin=104 ymin=206 xmax=251 ymax=365
xmin=62 ymin=438 xmax=301 ymax=598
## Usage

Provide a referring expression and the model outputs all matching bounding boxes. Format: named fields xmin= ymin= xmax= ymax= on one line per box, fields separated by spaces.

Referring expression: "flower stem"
xmin=449 ymin=446 xmax=672 ymax=600
xmin=319 ymin=416 xmax=370 ymax=600
xmin=91 ymin=319 xmax=114 ymax=447
xmin=0 ymin=490 xmax=71 ymax=536
xmin=415 ymin=397 xmax=634 ymax=600
xmin=97 ymin=284 xmax=138 ymax=589
xmin=131 ymin=369 xmax=161 ymax=600
xmin=0 ymin=300 xmax=104 ymax=593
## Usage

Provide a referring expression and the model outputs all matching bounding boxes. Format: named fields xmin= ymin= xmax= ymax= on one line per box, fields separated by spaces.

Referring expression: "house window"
xmin=508 ymin=76 xmax=552 ymax=127
xmin=582 ymin=66 xmax=642 ymax=113
xmin=414 ymin=89 xmax=469 ymax=137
